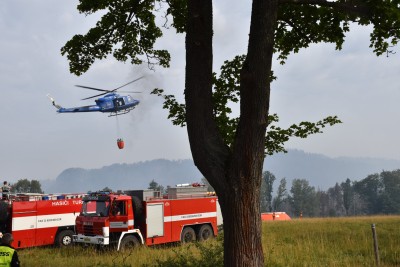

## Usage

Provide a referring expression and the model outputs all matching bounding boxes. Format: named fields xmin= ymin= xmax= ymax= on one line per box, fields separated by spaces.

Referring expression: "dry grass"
xmin=19 ymin=215 xmax=400 ymax=266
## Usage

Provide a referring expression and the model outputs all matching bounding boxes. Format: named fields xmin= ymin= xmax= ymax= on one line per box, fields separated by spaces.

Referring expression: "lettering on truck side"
xmin=52 ymin=201 xmax=69 ymax=206
xmin=181 ymin=214 xmax=202 ymax=219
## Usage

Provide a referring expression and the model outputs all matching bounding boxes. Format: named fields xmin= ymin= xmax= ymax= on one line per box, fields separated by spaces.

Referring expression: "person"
xmin=1 ymin=182 xmax=11 ymax=200
xmin=0 ymin=233 xmax=20 ymax=267
xmin=1 ymin=182 xmax=10 ymax=193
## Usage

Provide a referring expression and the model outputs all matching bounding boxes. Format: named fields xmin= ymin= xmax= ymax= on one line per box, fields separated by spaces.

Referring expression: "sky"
xmin=1 ymin=1 xmax=400 ymax=182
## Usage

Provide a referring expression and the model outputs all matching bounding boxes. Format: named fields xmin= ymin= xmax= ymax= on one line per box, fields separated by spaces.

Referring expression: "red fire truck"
xmin=0 ymin=193 xmax=85 ymax=248
xmin=73 ymin=186 xmax=222 ymax=250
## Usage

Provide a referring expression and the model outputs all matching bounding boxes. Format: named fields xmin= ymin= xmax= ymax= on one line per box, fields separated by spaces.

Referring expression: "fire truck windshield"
xmin=82 ymin=200 xmax=110 ymax=217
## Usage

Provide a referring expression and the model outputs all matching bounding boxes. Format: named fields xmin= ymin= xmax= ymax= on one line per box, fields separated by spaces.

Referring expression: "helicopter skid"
xmin=108 ymin=107 xmax=135 ymax=117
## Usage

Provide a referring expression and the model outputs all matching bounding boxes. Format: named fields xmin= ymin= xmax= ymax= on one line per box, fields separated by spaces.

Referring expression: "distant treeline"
xmin=148 ymin=169 xmax=400 ymax=218
xmin=259 ymin=169 xmax=400 ymax=218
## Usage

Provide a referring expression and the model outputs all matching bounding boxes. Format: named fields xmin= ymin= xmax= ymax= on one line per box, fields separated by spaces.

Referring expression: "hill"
xmin=41 ymin=149 xmax=400 ymax=193
xmin=265 ymin=149 xmax=400 ymax=188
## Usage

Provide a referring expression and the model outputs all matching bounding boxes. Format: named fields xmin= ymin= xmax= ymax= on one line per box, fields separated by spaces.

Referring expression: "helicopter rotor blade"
xmin=115 ymin=90 xmax=143 ymax=93
xmin=76 ymin=76 xmax=144 ymax=100
xmin=75 ymin=85 xmax=110 ymax=92
xmin=112 ymin=76 xmax=144 ymax=91
xmin=81 ymin=92 xmax=108 ymax=100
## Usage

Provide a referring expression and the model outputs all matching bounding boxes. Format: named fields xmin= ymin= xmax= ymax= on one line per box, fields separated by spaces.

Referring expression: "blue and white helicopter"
xmin=47 ymin=77 xmax=143 ymax=117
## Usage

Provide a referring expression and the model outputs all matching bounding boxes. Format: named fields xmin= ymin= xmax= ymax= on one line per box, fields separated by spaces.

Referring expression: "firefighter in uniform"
xmin=0 ymin=233 xmax=20 ymax=267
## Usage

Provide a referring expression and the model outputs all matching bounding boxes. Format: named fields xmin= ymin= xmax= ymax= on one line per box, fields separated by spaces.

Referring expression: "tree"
xmin=380 ymin=170 xmax=400 ymax=213
xmin=11 ymin=179 xmax=43 ymax=194
xmin=354 ymin=174 xmax=382 ymax=214
xmin=273 ymin=177 xmax=287 ymax=211
xmin=102 ymin=186 xmax=113 ymax=192
xmin=30 ymin=180 xmax=43 ymax=194
xmin=62 ymin=1 xmax=400 ymax=266
xmin=289 ymin=179 xmax=318 ymax=217
xmin=148 ymin=179 xmax=164 ymax=193
xmin=327 ymin=183 xmax=345 ymax=216
xmin=260 ymin=171 xmax=276 ymax=212
xmin=341 ymin=178 xmax=354 ymax=216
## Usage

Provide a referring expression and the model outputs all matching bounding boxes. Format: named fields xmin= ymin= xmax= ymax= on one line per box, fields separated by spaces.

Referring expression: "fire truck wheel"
xmin=120 ymin=235 xmax=140 ymax=251
xmin=181 ymin=227 xmax=196 ymax=243
xmin=197 ymin=224 xmax=214 ymax=242
xmin=55 ymin=230 xmax=74 ymax=247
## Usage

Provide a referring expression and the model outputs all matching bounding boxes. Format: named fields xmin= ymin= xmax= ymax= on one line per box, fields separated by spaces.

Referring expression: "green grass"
xmin=19 ymin=216 xmax=400 ymax=266
xmin=263 ymin=216 xmax=400 ymax=267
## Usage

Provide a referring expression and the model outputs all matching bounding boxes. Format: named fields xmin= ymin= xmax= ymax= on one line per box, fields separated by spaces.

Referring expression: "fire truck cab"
xmin=73 ymin=186 xmax=221 ymax=250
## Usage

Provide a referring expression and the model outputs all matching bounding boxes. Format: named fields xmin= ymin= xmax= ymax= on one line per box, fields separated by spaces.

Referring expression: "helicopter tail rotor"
xmin=47 ymin=94 xmax=62 ymax=110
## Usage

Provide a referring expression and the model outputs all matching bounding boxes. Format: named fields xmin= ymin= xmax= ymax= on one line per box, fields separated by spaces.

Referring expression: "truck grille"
xmin=83 ymin=225 xmax=95 ymax=236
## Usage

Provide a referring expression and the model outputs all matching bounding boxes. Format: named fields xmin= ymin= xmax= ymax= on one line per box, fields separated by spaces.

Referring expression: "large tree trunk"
xmin=185 ymin=0 xmax=277 ymax=266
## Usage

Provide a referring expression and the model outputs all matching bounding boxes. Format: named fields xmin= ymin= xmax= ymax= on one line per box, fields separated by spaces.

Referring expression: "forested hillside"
xmin=40 ymin=149 xmax=400 ymax=194
xmin=261 ymin=169 xmax=400 ymax=218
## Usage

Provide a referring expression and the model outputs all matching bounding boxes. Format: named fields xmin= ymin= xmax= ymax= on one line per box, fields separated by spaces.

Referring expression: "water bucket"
xmin=117 ymin=138 xmax=124 ymax=149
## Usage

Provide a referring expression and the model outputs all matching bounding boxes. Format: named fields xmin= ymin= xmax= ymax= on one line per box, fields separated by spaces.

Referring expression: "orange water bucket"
xmin=117 ymin=139 xmax=124 ymax=149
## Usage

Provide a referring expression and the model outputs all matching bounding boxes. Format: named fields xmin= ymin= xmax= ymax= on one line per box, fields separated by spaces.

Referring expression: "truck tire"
xmin=181 ymin=226 xmax=196 ymax=243
xmin=120 ymin=235 xmax=140 ymax=251
xmin=197 ymin=224 xmax=214 ymax=242
xmin=55 ymin=230 xmax=75 ymax=247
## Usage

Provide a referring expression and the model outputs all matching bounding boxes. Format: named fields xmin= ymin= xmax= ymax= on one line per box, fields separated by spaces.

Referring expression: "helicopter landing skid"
xmin=108 ymin=107 xmax=135 ymax=117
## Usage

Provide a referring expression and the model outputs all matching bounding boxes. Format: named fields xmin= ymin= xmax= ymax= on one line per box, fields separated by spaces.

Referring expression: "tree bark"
xmin=185 ymin=0 xmax=277 ymax=266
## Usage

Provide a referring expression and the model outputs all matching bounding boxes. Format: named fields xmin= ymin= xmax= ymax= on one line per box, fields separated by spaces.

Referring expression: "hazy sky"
xmin=1 ymin=1 xmax=400 ymax=182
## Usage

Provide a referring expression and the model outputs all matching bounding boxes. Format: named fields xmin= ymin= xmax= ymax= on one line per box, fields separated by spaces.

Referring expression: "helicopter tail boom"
xmin=47 ymin=94 xmax=62 ymax=110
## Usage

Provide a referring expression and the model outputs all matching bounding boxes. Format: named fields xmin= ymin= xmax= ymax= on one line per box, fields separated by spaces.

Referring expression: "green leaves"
xmin=152 ymin=56 xmax=342 ymax=156
xmin=265 ymin=114 xmax=342 ymax=155
xmin=63 ymin=0 xmax=400 ymax=74
xmin=164 ymin=0 xmax=187 ymax=33
xmin=275 ymin=3 xmax=349 ymax=64
xmin=151 ymin=88 xmax=186 ymax=126
xmin=275 ymin=0 xmax=400 ymax=64
xmin=61 ymin=0 xmax=170 ymax=75
xmin=368 ymin=0 xmax=400 ymax=56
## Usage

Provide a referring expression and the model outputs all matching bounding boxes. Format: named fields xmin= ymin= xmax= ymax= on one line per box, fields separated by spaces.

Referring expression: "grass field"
xmin=19 ymin=215 xmax=400 ymax=266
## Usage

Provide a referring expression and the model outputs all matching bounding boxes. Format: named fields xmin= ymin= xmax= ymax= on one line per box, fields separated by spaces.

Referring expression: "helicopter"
xmin=47 ymin=77 xmax=143 ymax=117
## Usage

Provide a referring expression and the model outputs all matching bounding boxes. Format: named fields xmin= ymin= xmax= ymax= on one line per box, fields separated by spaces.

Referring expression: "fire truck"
xmin=0 ymin=193 xmax=85 ymax=248
xmin=73 ymin=185 xmax=222 ymax=250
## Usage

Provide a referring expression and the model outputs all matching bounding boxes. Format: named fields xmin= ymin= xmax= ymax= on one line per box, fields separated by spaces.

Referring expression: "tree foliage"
xmin=288 ymin=178 xmax=318 ymax=217
xmin=341 ymin=178 xmax=354 ymax=216
xmin=62 ymin=1 xmax=400 ymax=76
xmin=148 ymin=179 xmax=165 ymax=193
xmin=261 ymin=169 xmax=400 ymax=218
xmin=260 ymin=171 xmax=276 ymax=212
xmin=272 ymin=177 xmax=288 ymax=211
xmin=61 ymin=0 xmax=171 ymax=75
xmin=11 ymin=179 xmax=43 ymax=194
